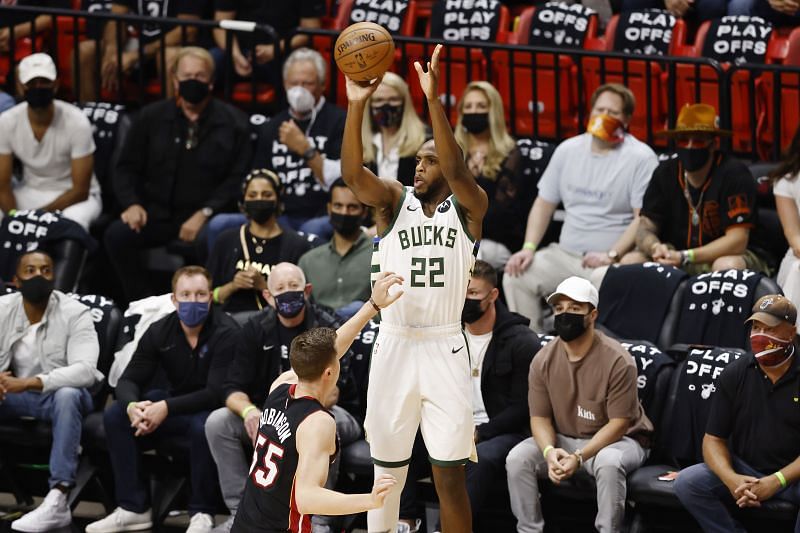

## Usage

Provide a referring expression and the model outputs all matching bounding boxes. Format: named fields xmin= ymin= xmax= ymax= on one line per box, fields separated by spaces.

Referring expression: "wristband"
xmin=213 ymin=287 xmax=221 ymax=304
xmin=127 ymin=401 xmax=137 ymax=412
xmin=543 ymin=445 xmax=554 ymax=458
xmin=523 ymin=242 xmax=537 ymax=252
xmin=774 ymin=471 xmax=788 ymax=488
xmin=369 ymin=297 xmax=381 ymax=313
xmin=687 ymin=248 xmax=696 ymax=264
xmin=241 ymin=405 xmax=258 ymax=420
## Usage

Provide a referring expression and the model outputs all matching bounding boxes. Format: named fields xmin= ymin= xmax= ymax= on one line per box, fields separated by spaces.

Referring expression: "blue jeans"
xmin=675 ymin=457 xmax=800 ymax=533
xmin=0 ymin=388 xmax=92 ymax=488
xmin=103 ymin=390 xmax=219 ymax=515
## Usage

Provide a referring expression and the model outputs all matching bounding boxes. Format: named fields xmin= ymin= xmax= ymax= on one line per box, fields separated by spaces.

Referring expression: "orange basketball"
xmin=334 ymin=22 xmax=395 ymax=82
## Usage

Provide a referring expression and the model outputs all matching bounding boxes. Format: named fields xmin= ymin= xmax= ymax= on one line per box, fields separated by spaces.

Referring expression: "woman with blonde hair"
xmin=361 ymin=72 xmax=428 ymax=185
xmin=455 ymin=81 xmax=524 ymax=268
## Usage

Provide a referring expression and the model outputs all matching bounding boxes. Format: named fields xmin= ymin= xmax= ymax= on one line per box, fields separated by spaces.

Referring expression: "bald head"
xmin=267 ymin=262 xmax=307 ymax=295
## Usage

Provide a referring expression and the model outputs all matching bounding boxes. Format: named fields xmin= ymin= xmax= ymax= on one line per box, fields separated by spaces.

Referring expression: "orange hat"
xmin=657 ymin=103 xmax=732 ymax=137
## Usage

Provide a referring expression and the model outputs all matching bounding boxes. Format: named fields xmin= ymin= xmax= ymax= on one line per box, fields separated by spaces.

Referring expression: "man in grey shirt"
xmin=503 ymin=83 xmax=658 ymax=331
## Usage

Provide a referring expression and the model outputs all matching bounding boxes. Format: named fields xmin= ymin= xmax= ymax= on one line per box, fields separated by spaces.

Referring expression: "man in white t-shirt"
xmin=0 ymin=53 xmax=102 ymax=230
xmin=503 ymin=83 xmax=658 ymax=331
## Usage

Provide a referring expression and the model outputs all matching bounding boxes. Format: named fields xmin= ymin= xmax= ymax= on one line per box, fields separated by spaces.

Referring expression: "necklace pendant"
xmin=472 ymin=368 xmax=479 ymax=377
xmin=255 ymin=245 xmax=264 ymax=254
xmin=691 ymin=211 xmax=700 ymax=227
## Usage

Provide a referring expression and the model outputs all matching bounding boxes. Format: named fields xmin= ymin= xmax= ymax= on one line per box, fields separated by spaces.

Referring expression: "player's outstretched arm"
xmin=342 ymin=76 xmax=403 ymax=210
xmin=334 ymin=272 xmax=404 ymax=358
xmin=414 ymin=44 xmax=488 ymax=237
xmin=295 ymin=412 xmax=396 ymax=515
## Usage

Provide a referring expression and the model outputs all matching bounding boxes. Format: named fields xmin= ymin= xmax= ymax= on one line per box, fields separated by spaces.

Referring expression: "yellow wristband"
xmin=523 ymin=242 xmax=537 ymax=251
xmin=687 ymin=249 xmax=696 ymax=263
xmin=213 ymin=287 xmax=221 ymax=304
xmin=241 ymin=405 xmax=258 ymax=420
xmin=775 ymin=471 xmax=788 ymax=488
xmin=543 ymin=445 xmax=554 ymax=458
xmin=127 ymin=401 xmax=137 ymax=411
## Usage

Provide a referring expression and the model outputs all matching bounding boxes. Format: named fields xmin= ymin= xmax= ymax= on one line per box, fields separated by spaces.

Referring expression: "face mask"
xmin=25 ymin=87 xmax=54 ymax=109
xmin=750 ymin=332 xmax=794 ymax=367
xmin=330 ymin=212 xmax=361 ymax=236
xmin=274 ymin=290 xmax=306 ymax=318
xmin=244 ymin=200 xmax=277 ymax=224
xmin=371 ymin=103 xmax=403 ymax=128
xmin=177 ymin=301 xmax=210 ymax=327
xmin=178 ymin=79 xmax=210 ymax=105
xmin=462 ymin=297 xmax=487 ymax=324
xmin=286 ymin=85 xmax=315 ymax=116
xmin=461 ymin=113 xmax=490 ymax=135
xmin=19 ymin=276 xmax=54 ymax=305
xmin=587 ymin=114 xmax=625 ymax=144
xmin=554 ymin=312 xmax=589 ymax=342
xmin=677 ymin=147 xmax=712 ymax=172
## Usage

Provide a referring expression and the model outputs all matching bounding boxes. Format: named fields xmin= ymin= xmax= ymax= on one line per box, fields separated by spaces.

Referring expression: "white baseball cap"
xmin=547 ymin=276 xmax=599 ymax=308
xmin=18 ymin=53 xmax=57 ymax=85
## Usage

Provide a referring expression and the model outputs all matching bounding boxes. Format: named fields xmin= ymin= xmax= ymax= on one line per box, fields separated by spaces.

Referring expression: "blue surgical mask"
xmin=274 ymin=290 xmax=306 ymax=318
xmin=177 ymin=301 xmax=210 ymax=327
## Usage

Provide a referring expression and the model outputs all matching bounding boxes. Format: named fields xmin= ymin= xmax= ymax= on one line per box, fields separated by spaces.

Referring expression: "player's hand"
xmin=345 ymin=75 xmax=382 ymax=103
xmin=371 ymin=272 xmax=404 ymax=309
xmin=582 ymin=251 xmax=612 ymax=269
xmin=369 ymin=474 xmax=397 ymax=508
xmin=505 ymin=249 xmax=534 ymax=276
xmin=546 ymin=447 xmax=570 ymax=484
xmin=121 ymin=204 xmax=148 ymax=232
xmin=413 ymin=44 xmax=442 ymax=101
xmin=279 ymin=120 xmax=311 ymax=156
xmin=243 ymin=407 xmax=261 ymax=443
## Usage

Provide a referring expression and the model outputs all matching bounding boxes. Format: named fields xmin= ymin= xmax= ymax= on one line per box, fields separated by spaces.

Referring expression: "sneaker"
xmin=84 ymin=507 xmax=153 ymax=533
xmin=396 ymin=519 xmax=422 ymax=533
xmin=186 ymin=513 xmax=214 ymax=533
xmin=211 ymin=511 xmax=236 ymax=533
xmin=11 ymin=488 xmax=71 ymax=532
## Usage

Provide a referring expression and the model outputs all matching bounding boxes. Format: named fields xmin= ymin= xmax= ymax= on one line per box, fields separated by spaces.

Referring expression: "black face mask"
xmin=244 ymin=200 xmax=277 ymax=224
xmin=19 ymin=275 xmax=54 ymax=305
xmin=461 ymin=113 xmax=490 ymax=134
xmin=462 ymin=297 xmax=486 ymax=324
xmin=370 ymin=103 xmax=403 ymax=128
xmin=330 ymin=212 xmax=361 ymax=236
xmin=553 ymin=312 xmax=589 ymax=342
xmin=26 ymin=87 xmax=54 ymax=109
xmin=178 ymin=79 xmax=210 ymax=105
xmin=677 ymin=147 xmax=712 ymax=172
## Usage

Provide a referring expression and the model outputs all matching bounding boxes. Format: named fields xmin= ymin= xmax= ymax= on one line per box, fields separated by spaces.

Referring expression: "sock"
xmin=367 ymin=464 xmax=409 ymax=533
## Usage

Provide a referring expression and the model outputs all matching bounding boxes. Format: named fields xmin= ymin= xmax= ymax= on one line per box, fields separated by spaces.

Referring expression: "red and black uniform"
xmin=232 ymin=383 xmax=338 ymax=533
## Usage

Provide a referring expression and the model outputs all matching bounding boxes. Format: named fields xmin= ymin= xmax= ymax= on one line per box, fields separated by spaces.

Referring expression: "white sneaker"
xmin=396 ymin=519 xmax=422 ymax=533
xmin=84 ymin=507 xmax=153 ymax=533
xmin=211 ymin=511 xmax=236 ymax=533
xmin=11 ymin=488 xmax=71 ymax=532
xmin=186 ymin=512 xmax=215 ymax=533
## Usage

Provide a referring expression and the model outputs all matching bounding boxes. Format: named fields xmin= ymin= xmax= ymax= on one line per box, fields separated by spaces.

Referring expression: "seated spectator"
xmin=728 ymin=0 xmax=799 ymax=26
xmin=75 ymin=0 xmax=203 ymax=102
xmin=204 ymin=262 xmax=362 ymax=532
xmin=211 ymin=0 xmax=323 ymax=84
xmin=298 ymin=179 xmax=371 ymax=318
xmin=0 ymin=53 xmax=102 ymax=230
xmin=675 ymin=294 xmax=800 ymax=531
xmin=207 ymin=169 xmax=311 ymax=313
xmin=503 ymin=84 xmax=658 ymax=331
xmin=0 ymin=250 xmax=101 ymax=532
xmin=772 ymin=127 xmax=800 ymax=325
xmin=85 ymin=266 xmax=238 ymax=533
xmin=104 ymin=47 xmax=251 ymax=304
xmin=621 ymin=0 xmax=725 ymax=23
xmin=361 ymin=72 xmax=428 ymax=186
xmin=0 ymin=0 xmax=70 ymax=54
xmin=624 ymin=103 xmax=766 ymax=274
xmin=505 ymin=276 xmax=653 ymax=533
xmin=455 ymin=81 xmax=523 ymax=269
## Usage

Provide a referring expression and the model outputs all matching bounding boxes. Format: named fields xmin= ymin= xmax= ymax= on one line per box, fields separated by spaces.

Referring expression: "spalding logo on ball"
xmin=334 ymin=22 xmax=396 ymax=82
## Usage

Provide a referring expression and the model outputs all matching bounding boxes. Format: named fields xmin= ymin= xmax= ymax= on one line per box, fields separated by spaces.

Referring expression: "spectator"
xmin=207 ymin=169 xmax=311 ymax=313
xmin=298 ymin=179 xmax=371 ymax=318
xmin=252 ymin=47 xmax=346 ymax=238
xmin=85 ymin=265 xmax=238 ymax=533
xmin=75 ymin=0 xmax=203 ymax=102
xmin=204 ymin=262 xmax=361 ymax=532
xmin=675 ymin=294 xmax=800 ymax=532
xmin=728 ymin=0 xmax=800 ymax=26
xmin=361 ymin=72 xmax=428 ymax=186
xmin=104 ymin=46 xmax=251 ymax=304
xmin=0 ymin=250 xmax=101 ymax=532
xmin=0 ymin=1 xmax=70 ymax=54
xmin=505 ymin=276 xmax=653 ymax=533
xmin=503 ymin=83 xmax=658 ymax=331
xmin=0 ymin=53 xmax=102 ymax=230
xmin=625 ymin=103 xmax=766 ymax=274
xmin=772 ymin=127 xmax=800 ymax=324
xmin=211 ymin=0 xmax=323 ymax=83
xmin=455 ymin=81 xmax=523 ymax=268
xmin=621 ymin=0 xmax=726 ymax=23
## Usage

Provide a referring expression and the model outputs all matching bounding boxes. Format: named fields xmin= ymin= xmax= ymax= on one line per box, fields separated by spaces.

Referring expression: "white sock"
xmin=367 ymin=464 xmax=409 ymax=533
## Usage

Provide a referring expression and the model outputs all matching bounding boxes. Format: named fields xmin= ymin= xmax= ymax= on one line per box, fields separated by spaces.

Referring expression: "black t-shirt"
xmin=114 ymin=0 xmax=204 ymax=42
xmin=477 ymin=147 xmax=527 ymax=252
xmin=706 ymin=351 xmax=800 ymax=473
xmin=641 ymin=153 xmax=758 ymax=252
xmin=207 ymin=224 xmax=312 ymax=313
xmin=214 ymin=0 xmax=325 ymax=48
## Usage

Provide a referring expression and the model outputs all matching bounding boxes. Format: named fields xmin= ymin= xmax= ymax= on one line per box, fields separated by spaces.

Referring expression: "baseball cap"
xmin=745 ymin=294 xmax=797 ymax=327
xmin=18 ymin=53 xmax=57 ymax=85
xmin=547 ymin=276 xmax=599 ymax=308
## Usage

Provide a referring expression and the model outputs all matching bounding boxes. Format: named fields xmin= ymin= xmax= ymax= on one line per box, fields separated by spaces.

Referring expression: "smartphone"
xmin=658 ymin=471 xmax=679 ymax=482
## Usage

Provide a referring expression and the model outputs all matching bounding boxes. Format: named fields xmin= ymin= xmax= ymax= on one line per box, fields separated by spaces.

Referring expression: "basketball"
xmin=334 ymin=22 xmax=395 ymax=82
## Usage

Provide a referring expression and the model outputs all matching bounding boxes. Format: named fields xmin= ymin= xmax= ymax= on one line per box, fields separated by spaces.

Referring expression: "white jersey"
xmin=372 ymin=187 xmax=478 ymax=328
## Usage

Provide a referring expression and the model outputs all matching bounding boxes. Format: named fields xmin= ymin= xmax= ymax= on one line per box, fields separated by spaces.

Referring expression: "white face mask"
xmin=286 ymin=86 xmax=315 ymax=116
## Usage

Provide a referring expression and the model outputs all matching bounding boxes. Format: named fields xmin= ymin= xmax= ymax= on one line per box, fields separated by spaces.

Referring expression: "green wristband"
xmin=523 ymin=242 xmax=537 ymax=251
xmin=127 ymin=401 xmax=137 ymax=411
xmin=687 ymin=248 xmax=696 ymax=264
xmin=775 ymin=471 xmax=788 ymax=488
xmin=543 ymin=445 xmax=554 ymax=458
xmin=241 ymin=405 xmax=258 ymax=420
xmin=212 ymin=287 xmax=221 ymax=304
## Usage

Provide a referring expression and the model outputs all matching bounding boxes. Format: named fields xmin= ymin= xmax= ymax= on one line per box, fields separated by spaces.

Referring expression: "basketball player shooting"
xmin=232 ymin=272 xmax=404 ymax=532
xmin=341 ymin=44 xmax=489 ymax=533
